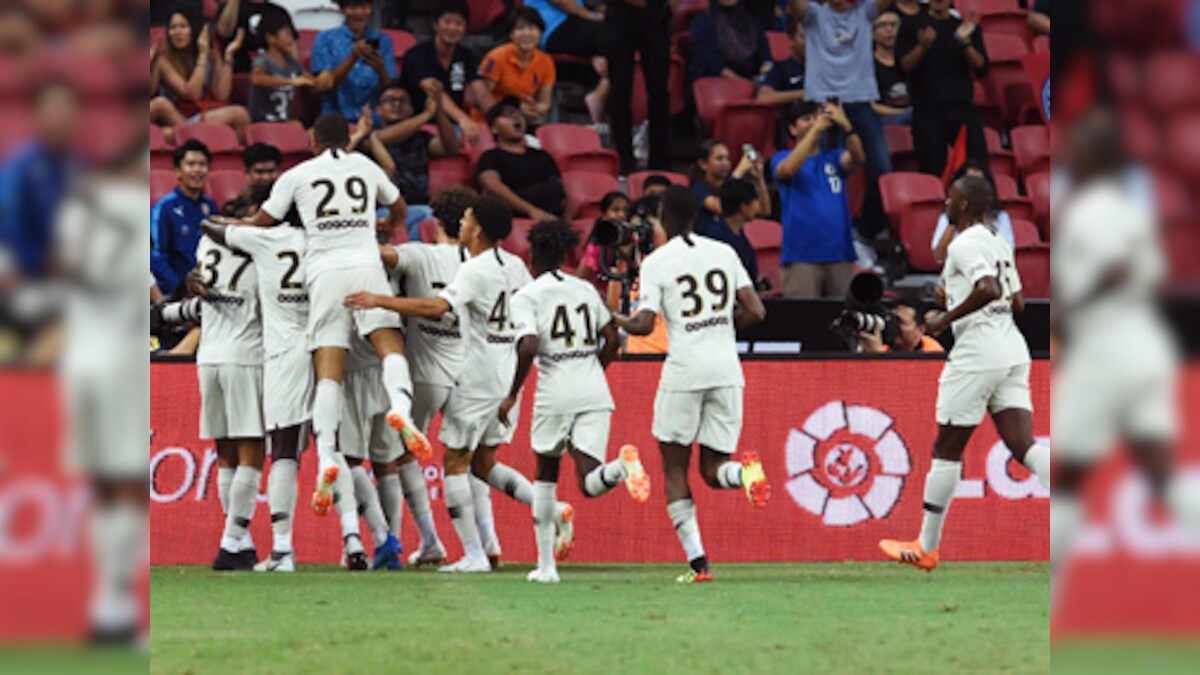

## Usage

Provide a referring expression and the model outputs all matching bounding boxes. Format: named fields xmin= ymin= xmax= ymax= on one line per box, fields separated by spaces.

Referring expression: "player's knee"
xmin=444 ymin=450 xmax=471 ymax=475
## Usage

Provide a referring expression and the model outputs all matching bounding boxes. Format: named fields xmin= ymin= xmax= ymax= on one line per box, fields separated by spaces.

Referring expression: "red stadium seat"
xmin=1010 ymin=125 xmax=1050 ymax=178
xmin=632 ymin=55 xmax=688 ymax=123
xmin=206 ymin=170 xmax=249 ymax=210
xmin=993 ymin=173 xmax=1019 ymax=201
xmin=744 ymin=219 xmax=782 ymax=250
xmin=387 ymin=223 xmax=410 ymax=245
xmin=297 ymin=29 xmax=318 ymax=68
xmin=879 ymin=173 xmax=945 ymax=236
xmin=428 ymin=154 xmax=473 ymax=198
xmin=973 ymin=80 xmax=1005 ymax=131
xmin=563 ymin=171 xmax=620 ymax=220
xmin=1015 ymin=245 xmax=1050 ymax=298
xmin=994 ymin=174 xmax=1033 ymax=222
xmin=1032 ymin=35 xmax=1049 ymax=53
xmin=536 ymin=124 xmax=620 ymax=176
xmin=670 ymin=0 xmax=709 ymax=35
xmin=1011 ymin=218 xmax=1042 ymax=249
xmin=468 ymin=0 xmax=509 ymax=33
xmin=175 ymin=122 xmax=243 ymax=171
xmin=627 ymin=171 xmax=689 ymax=198
xmin=766 ymin=31 xmax=790 ymax=63
xmin=983 ymin=127 xmax=1016 ymax=180
xmin=382 ymin=29 xmax=417 ymax=60
xmin=745 ymin=219 xmax=783 ymax=296
xmin=1107 ymin=51 xmax=1142 ymax=103
xmin=1164 ymin=222 xmax=1200 ymax=284
xmin=1165 ymin=112 xmax=1200 ymax=186
xmin=956 ymin=0 xmax=1020 ymax=14
xmin=246 ymin=122 xmax=310 ymax=168
xmin=693 ymin=77 xmax=754 ymax=134
xmin=501 ymin=219 xmax=536 ymax=260
xmin=419 ymin=217 xmax=439 ymax=243
xmin=1145 ymin=51 xmax=1200 ymax=115
xmin=714 ymin=102 xmax=776 ymax=165
xmin=982 ymin=34 xmax=1033 ymax=126
xmin=899 ymin=202 xmax=944 ymax=272
xmin=54 ymin=54 xmax=123 ymax=99
xmin=1024 ymin=172 xmax=1051 ymax=241
xmin=979 ymin=10 xmax=1033 ymax=48
xmin=1151 ymin=169 xmax=1191 ymax=227
xmin=151 ymin=125 xmax=173 ymax=170
xmin=151 ymin=170 xmax=177 ymax=204
xmin=1121 ymin=105 xmax=1160 ymax=162
xmin=884 ymin=124 xmax=916 ymax=172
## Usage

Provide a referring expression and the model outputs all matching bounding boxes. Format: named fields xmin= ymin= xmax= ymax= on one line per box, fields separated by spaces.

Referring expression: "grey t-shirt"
xmin=803 ymin=0 xmax=880 ymax=104
xmin=249 ymin=52 xmax=304 ymax=122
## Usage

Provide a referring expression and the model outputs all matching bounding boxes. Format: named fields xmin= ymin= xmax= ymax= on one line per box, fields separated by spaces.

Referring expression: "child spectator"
xmin=249 ymin=11 xmax=319 ymax=123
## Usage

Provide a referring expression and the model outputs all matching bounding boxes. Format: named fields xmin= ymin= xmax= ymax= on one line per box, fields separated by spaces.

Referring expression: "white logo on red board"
xmin=785 ymin=401 xmax=911 ymax=526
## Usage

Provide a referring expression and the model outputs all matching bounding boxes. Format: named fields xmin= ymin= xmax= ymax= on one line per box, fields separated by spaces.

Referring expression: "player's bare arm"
xmin=615 ymin=309 xmax=656 ymax=336
xmin=378 ymin=244 xmax=399 ymax=269
xmin=924 ymin=276 xmax=1002 ymax=336
xmin=598 ymin=321 xmax=620 ymax=368
xmin=499 ymin=335 xmax=539 ymax=425
xmin=733 ymin=285 xmax=767 ymax=331
xmin=200 ymin=219 xmax=229 ymax=247
xmin=344 ymin=292 xmax=451 ymax=320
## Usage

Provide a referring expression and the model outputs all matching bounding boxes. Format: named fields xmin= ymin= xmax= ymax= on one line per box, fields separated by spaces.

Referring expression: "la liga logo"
xmin=785 ymin=401 xmax=911 ymax=526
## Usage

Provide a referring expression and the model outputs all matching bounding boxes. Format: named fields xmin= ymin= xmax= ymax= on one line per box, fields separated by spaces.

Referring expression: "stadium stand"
xmin=174 ymin=122 xmax=243 ymax=172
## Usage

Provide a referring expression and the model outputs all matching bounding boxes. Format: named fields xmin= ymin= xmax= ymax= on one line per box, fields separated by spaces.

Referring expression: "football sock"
xmin=533 ymin=481 xmax=557 ymax=572
xmin=1165 ymin=474 xmax=1200 ymax=539
xmin=472 ymin=475 xmax=500 ymax=554
xmin=331 ymin=454 xmax=360 ymax=539
xmin=217 ymin=466 xmax=233 ymax=513
xmin=220 ymin=466 xmax=260 ymax=552
xmin=1049 ymin=494 xmax=1083 ymax=570
xmin=267 ymin=458 xmax=297 ymax=553
xmin=444 ymin=473 xmax=484 ymax=560
xmin=715 ymin=461 xmax=744 ymax=489
xmin=486 ymin=463 xmax=534 ymax=506
xmin=376 ymin=472 xmax=403 ymax=539
xmin=350 ymin=465 xmax=389 ymax=547
xmin=582 ymin=460 xmax=626 ymax=497
xmin=90 ymin=503 xmax=145 ymax=629
xmin=667 ymin=498 xmax=705 ymax=563
xmin=312 ymin=379 xmax=342 ymax=464
xmin=381 ymin=354 xmax=414 ymax=420
xmin=918 ymin=459 xmax=961 ymax=553
xmin=399 ymin=461 xmax=439 ymax=547
xmin=1023 ymin=443 xmax=1050 ymax=487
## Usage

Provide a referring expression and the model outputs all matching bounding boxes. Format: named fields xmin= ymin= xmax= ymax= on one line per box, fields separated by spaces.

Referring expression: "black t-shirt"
xmin=152 ymin=1 xmax=202 ymax=25
xmin=400 ymin=40 xmax=481 ymax=112
xmin=474 ymin=147 xmax=565 ymax=216
xmin=385 ymin=131 xmax=433 ymax=205
xmin=1033 ymin=0 xmax=1050 ymax=15
xmin=229 ymin=1 xmax=295 ymax=73
xmin=874 ymin=57 xmax=910 ymax=108
xmin=895 ymin=12 xmax=988 ymax=107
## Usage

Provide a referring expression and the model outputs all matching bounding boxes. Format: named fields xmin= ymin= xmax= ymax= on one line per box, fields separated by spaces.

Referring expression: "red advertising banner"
xmin=150 ymin=359 xmax=1052 ymax=565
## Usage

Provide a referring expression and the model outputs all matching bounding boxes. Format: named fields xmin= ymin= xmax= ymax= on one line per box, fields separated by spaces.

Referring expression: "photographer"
xmin=311 ymin=0 xmax=397 ymax=122
xmin=856 ymin=303 xmax=945 ymax=353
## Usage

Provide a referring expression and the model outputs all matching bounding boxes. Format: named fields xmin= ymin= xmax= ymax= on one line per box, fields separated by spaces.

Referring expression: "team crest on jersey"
xmin=785 ymin=401 xmax=911 ymax=527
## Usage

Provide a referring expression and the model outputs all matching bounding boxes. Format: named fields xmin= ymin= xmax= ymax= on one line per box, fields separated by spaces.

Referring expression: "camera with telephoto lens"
xmin=829 ymin=272 xmax=900 ymax=351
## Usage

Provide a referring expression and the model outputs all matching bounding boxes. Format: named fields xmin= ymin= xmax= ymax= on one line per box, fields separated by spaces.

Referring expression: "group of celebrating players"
xmin=161 ymin=109 xmax=1052 ymax=583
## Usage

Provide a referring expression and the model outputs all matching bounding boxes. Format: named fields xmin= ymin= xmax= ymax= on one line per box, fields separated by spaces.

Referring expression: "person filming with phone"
xmin=311 ymin=0 xmax=397 ymax=121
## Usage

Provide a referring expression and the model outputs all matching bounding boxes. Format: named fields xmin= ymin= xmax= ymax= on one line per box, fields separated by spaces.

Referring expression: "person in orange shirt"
xmin=857 ymin=303 xmax=945 ymax=353
xmin=477 ymin=7 xmax=557 ymax=127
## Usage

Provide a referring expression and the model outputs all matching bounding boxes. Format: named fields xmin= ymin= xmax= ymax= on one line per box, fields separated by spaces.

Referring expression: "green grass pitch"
xmin=150 ymin=562 xmax=1049 ymax=674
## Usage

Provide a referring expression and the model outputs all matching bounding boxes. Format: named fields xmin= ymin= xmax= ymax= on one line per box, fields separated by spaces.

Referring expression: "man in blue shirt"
xmin=697 ymin=176 xmax=760 ymax=287
xmin=151 ymin=140 xmax=217 ymax=299
xmin=771 ymin=101 xmax=864 ymax=299
xmin=311 ymin=0 xmax=398 ymax=121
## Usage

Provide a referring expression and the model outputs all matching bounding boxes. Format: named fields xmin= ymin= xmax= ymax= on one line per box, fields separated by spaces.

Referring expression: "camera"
xmin=366 ymin=38 xmax=381 ymax=52
xmin=593 ymin=218 xmax=653 ymax=253
xmin=829 ymin=272 xmax=900 ymax=350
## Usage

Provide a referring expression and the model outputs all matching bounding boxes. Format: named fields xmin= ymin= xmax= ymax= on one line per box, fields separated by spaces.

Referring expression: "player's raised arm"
xmin=615 ymin=309 xmax=656 ymax=336
xmin=343 ymin=292 xmax=452 ymax=319
xmin=200 ymin=218 xmax=230 ymax=246
xmin=598 ymin=320 xmax=620 ymax=368
xmin=734 ymin=285 xmax=767 ymax=331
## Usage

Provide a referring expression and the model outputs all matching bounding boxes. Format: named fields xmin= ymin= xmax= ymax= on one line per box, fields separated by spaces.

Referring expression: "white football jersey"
xmin=195 ymin=236 xmax=263 ymax=366
xmin=389 ymin=243 xmax=467 ymax=388
xmin=512 ymin=270 xmax=615 ymax=416
xmin=941 ymin=224 xmax=1029 ymax=371
xmin=225 ymin=225 xmax=308 ymax=359
xmin=437 ymin=247 xmax=532 ymax=400
xmin=260 ymin=149 xmax=400 ymax=279
xmin=638 ymin=234 xmax=752 ymax=391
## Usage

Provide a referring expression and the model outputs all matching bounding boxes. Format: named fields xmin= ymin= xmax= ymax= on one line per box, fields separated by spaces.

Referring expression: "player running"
xmin=614 ymin=186 xmax=769 ymax=584
xmin=879 ymin=175 xmax=1050 ymax=571
xmin=502 ymin=219 xmax=652 ymax=583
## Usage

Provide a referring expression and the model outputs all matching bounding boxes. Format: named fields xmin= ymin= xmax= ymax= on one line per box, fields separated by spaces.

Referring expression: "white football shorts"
xmin=440 ymin=392 xmax=519 ymax=451
xmin=530 ymin=409 xmax=612 ymax=462
xmin=199 ymin=364 xmax=265 ymax=440
xmin=307 ymin=266 xmax=401 ymax=351
xmin=263 ymin=344 xmax=313 ymax=431
xmin=935 ymin=361 xmax=1032 ymax=427
xmin=652 ymin=386 xmax=743 ymax=453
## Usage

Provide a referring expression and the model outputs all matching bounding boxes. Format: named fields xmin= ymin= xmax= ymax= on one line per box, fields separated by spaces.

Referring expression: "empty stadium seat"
xmin=419 ymin=217 xmax=439 ymax=243
xmin=627 ymin=171 xmax=689 ymax=198
xmin=1025 ymin=171 xmax=1051 ymax=240
xmin=388 ymin=224 xmax=410 ymax=245
xmin=993 ymin=173 xmax=1019 ymax=200
xmin=744 ymin=219 xmax=782 ymax=250
xmin=56 ymin=54 xmax=123 ymax=99
xmin=1145 ymin=51 xmax=1200 ymax=115
xmin=246 ymin=122 xmax=310 ymax=168
xmin=536 ymin=124 xmax=620 ymax=176
xmin=979 ymin=9 xmax=1033 ymax=48
xmin=956 ymin=0 xmax=1021 ymax=14
xmin=983 ymin=127 xmax=1017 ymax=179
xmin=1032 ymin=35 xmax=1049 ymax=53
xmin=982 ymin=33 xmax=1033 ymax=126
xmin=884 ymin=124 xmax=916 ymax=172
xmin=899 ymin=202 xmax=944 ymax=272
xmin=382 ymin=29 xmax=417 ymax=60
xmin=974 ymin=80 xmax=1005 ymax=131
xmin=563 ymin=171 xmax=620 ymax=220
xmin=693 ymin=77 xmax=755 ymax=134
xmin=1010 ymin=125 xmax=1050 ymax=178
xmin=151 ymin=125 xmax=174 ymax=170
xmin=151 ymin=170 xmax=177 ymax=204
xmin=880 ymin=173 xmax=945 ymax=236
xmin=766 ymin=31 xmax=790 ymax=62
xmin=175 ymin=122 xmax=243 ymax=171
xmin=297 ymin=29 xmax=318 ymax=68
xmin=468 ymin=0 xmax=509 ymax=33
xmin=1011 ymin=218 xmax=1042 ymax=249
xmin=206 ymin=170 xmax=248 ymax=210
xmin=1165 ymin=112 xmax=1200 ymax=186
xmin=994 ymin=174 xmax=1033 ymax=222
xmin=1151 ymin=169 xmax=1191 ymax=227
xmin=1015 ymin=245 xmax=1050 ymax=298
xmin=1120 ymin=105 xmax=1160 ymax=162
xmin=1164 ymin=222 xmax=1200 ymax=284
xmin=501 ymin=219 xmax=536 ymax=260
xmin=714 ymin=102 xmax=776 ymax=165
xmin=745 ymin=219 xmax=783 ymax=296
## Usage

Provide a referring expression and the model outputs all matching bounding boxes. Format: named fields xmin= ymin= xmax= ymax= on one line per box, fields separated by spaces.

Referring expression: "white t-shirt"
xmin=389 ymin=243 xmax=467 ymax=388
xmin=638 ymin=234 xmax=753 ymax=391
xmin=941 ymin=224 xmax=1029 ymax=371
xmin=512 ymin=270 xmax=615 ymax=416
xmin=931 ymin=211 xmax=1015 ymax=258
xmin=195 ymin=236 xmax=264 ymax=366
xmin=437 ymin=247 xmax=532 ymax=400
xmin=225 ymin=225 xmax=308 ymax=359
xmin=260 ymin=148 xmax=401 ymax=279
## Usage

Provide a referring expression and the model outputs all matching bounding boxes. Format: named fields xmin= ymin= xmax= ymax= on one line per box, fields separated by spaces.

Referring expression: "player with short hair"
xmin=879 ymin=175 xmax=1049 ymax=571
xmin=502 ymin=219 xmax=652 ymax=583
xmin=615 ymin=185 xmax=769 ymax=583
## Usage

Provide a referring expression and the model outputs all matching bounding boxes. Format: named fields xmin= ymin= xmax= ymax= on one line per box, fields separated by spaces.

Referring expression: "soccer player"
xmin=236 ymin=113 xmax=430 ymax=534
xmin=614 ymin=186 xmax=769 ymax=584
xmin=879 ymin=175 xmax=1050 ymax=571
xmin=502 ymin=219 xmax=652 ymax=583
xmin=345 ymin=195 xmax=569 ymax=573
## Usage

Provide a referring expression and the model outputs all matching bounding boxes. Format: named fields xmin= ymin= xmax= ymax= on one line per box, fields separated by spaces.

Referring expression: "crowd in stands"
xmin=145 ymin=0 xmax=1053 ymax=314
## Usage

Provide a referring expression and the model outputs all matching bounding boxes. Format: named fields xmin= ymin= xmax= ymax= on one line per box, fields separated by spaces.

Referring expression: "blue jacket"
xmin=0 ymin=142 xmax=80 ymax=278
xmin=150 ymin=187 xmax=217 ymax=296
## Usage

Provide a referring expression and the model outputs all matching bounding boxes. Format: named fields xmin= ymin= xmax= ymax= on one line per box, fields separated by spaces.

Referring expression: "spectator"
xmin=794 ymin=0 xmax=895 ymax=239
xmin=641 ymin=174 xmax=673 ymax=197
xmin=690 ymin=0 xmax=771 ymax=82
xmin=525 ymin=0 xmax=610 ymax=127
xmin=575 ymin=191 xmax=631 ymax=287
xmin=242 ymin=142 xmax=282 ymax=186
xmin=357 ymin=81 xmax=461 ymax=241
xmin=400 ymin=1 xmax=490 ymax=143
xmin=872 ymin=10 xmax=911 ymax=125
xmin=689 ymin=141 xmax=770 ymax=234
xmin=930 ymin=159 xmax=1014 ymax=265
xmin=216 ymin=0 xmax=295 ymax=73
xmin=698 ymin=177 xmax=760 ymax=286
xmin=756 ymin=16 xmax=806 ymax=106
xmin=248 ymin=11 xmax=320 ymax=123
xmin=771 ymin=101 xmax=864 ymax=299
xmin=149 ymin=10 xmax=251 ymax=143
xmin=856 ymin=303 xmax=944 ymax=353
xmin=892 ymin=0 xmax=926 ymax=33
xmin=1029 ymin=0 xmax=1050 ymax=36
xmin=478 ymin=8 xmax=557 ymax=128
xmin=311 ymin=0 xmax=397 ymax=122
xmin=0 ymin=79 xmax=81 ymax=280
xmin=475 ymin=97 xmax=565 ymax=220
xmin=150 ymin=140 xmax=218 ymax=299
xmin=896 ymin=0 xmax=988 ymax=177
xmin=605 ymin=0 xmax=671 ymax=173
